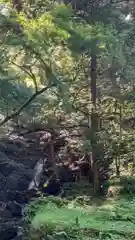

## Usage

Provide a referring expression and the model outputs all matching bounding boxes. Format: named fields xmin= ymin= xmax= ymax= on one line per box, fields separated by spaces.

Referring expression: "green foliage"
xmin=1 ymin=1 xmax=135 ymax=239
xmin=0 ymin=0 xmax=135 ymax=206
xmin=61 ymin=181 xmax=93 ymax=200
xmin=104 ymin=176 xmax=135 ymax=196
xmin=24 ymin=196 xmax=68 ymax=224
xmin=24 ymin=193 xmax=135 ymax=240
xmin=0 ymin=1 xmax=128 ymax=126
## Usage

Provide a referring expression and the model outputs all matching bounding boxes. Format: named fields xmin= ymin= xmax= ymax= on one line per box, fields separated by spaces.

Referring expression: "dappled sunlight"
xmin=0 ymin=1 xmax=135 ymax=240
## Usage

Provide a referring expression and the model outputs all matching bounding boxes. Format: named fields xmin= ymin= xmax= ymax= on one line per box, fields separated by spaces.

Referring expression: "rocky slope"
xmin=0 ymin=127 xmax=66 ymax=240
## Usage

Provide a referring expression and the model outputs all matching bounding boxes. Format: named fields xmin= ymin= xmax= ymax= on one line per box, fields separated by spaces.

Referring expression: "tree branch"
xmin=0 ymin=84 xmax=55 ymax=127
xmin=11 ymin=61 xmax=38 ymax=92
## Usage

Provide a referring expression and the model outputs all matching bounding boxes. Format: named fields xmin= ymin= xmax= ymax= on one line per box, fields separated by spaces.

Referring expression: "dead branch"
xmin=0 ymin=83 xmax=55 ymax=127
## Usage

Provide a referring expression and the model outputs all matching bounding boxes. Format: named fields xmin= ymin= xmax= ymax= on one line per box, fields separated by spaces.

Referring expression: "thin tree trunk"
xmin=110 ymin=66 xmax=121 ymax=177
xmin=116 ymin=103 xmax=122 ymax=177
xmin=115 ymin=157 xmax=120 ymax=177
xmin=89 ymin=53 xmax=100 ymax=194
xmin=12 ymin=0 xmax=23 ymax=12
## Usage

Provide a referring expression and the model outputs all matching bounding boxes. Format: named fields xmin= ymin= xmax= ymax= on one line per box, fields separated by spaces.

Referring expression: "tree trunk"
xmin=116 ymin=103 xmax=122 ymax=177
xmin=89 ymin=53 xmax=100 ymax=194
xmin=115 ymin=158 xmax=120 ymax=177
xmin=12 ymin=0 xmax=23 ymax=12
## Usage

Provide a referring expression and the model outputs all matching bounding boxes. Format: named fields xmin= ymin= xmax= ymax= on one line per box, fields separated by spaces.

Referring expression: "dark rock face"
xmin=0 ymin=128 xmax=67 ymax=239
xmin=6 ymin=201 xmax=22 ymax=217
xmin=0 ymin=135 xmax=39 ymax=240
xmin=0 ymin=158 xmax=33 ymax=202
xmin=13 ymin=236 xmax=23 ymax=240
xmin=0 ymin=162 xmax=15 ymax=176
xmin=6 ymin=191 xmax=26 ymax=204
xmin=42 ymin=178 xmax=61 ymax=195
xmin=57 ymin=165 xmax=74 ymax=183
xmin=0 ymin=203 xmax=12 ymax=218
xmin=0 ymin=226 xmax=18 ymax=240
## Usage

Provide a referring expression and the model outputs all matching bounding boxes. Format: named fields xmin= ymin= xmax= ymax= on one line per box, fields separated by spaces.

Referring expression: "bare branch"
xmin=0 ymin=83 xmax=55 ymax=127
xmin=11 ymin=61 xmax=38 ymax=92
xmin=29 ymin=66 xmax=38 ymax=92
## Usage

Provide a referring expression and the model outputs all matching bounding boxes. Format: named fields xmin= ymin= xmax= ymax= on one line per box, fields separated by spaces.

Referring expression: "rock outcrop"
xmin=0 ymin=127 xmax=66 ymax=239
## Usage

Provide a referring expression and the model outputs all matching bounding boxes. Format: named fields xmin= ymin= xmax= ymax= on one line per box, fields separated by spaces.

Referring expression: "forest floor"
xmin=24 ymin=180 xmax=135 ymax=240
xmin=1 ymin=128 xmax=135 ymax=240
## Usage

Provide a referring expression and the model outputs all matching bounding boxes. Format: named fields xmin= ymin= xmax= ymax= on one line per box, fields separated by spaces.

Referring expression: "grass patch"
xmin=24 ymin=194 xmax=135 ymax=240
xmin=31 ymin=199 xmax=135 ymax=232
xmin=24 ymin=179 xmax=135 ymax=240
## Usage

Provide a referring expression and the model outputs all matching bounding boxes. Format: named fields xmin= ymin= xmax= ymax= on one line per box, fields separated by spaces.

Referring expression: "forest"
xmin=0 ymin=0 xmax=135 ymax=239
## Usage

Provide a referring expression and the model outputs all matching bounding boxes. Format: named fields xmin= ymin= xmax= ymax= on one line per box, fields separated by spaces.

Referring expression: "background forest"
xmin=1 ymin=0 xmax=135 ymax=240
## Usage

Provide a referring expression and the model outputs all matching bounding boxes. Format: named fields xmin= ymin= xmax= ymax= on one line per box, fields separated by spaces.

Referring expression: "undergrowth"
xmin=24 ymin=179 xmax=135 ymax=240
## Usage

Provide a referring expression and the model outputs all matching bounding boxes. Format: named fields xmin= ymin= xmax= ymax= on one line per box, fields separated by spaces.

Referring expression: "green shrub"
xmin=24 ymin=189 xmax=135 ymax=240
xmin=62 ymin=181 xmax=93 ymax=199
xmin=24 ymin=196 xmax=68 ymax=224
xmin=103 ymin=176 xmax=135 ymax=196
xmin=120 ymin=176 xmax=135 ymax=194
